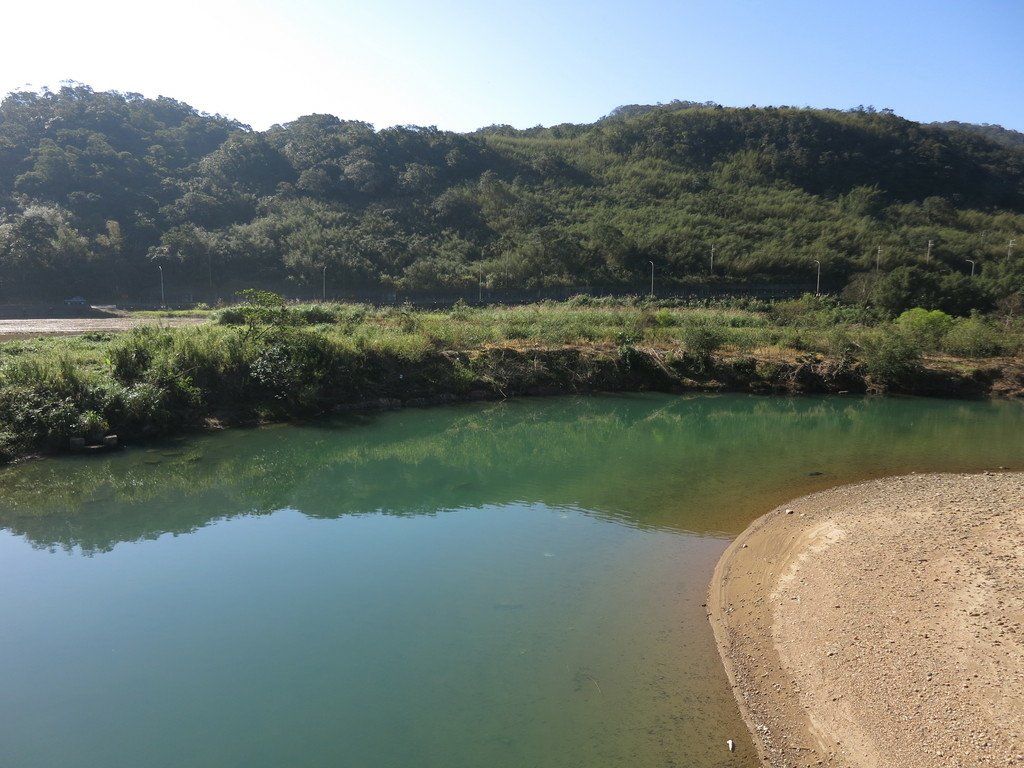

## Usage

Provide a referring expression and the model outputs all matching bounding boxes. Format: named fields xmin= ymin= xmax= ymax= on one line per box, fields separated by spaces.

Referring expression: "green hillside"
xmin=1 ymin=86 xmax=1022 ymax=313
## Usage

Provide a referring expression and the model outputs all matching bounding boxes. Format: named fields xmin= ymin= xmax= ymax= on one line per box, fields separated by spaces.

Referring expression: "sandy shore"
xmin=709 ymin=472 xmax=1024 ymax=767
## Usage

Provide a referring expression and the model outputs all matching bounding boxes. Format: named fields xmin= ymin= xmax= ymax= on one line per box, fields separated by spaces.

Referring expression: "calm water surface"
xmin=1 ymin=393 xmax=1022 ymax=768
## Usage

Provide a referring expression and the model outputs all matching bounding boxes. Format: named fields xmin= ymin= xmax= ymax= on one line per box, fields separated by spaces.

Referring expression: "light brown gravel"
xmin=709 ymin=472 xmax=1024 ymax=768
xmin=0 ymin=317 xmax=204 ymax=339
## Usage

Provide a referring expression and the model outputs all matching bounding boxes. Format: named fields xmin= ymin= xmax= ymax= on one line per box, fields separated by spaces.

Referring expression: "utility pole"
xmin=322 ymin=265 xmax=327 ymax=301
xmin=1009 ymin=239 xmax=1016 ymax=263
xmin=876 ymin=246 xmax=882 ymax=272
xmin=158 ymin=265 xmax=164 ymax=308
xmin=710 ymin=245 xmax=715 ymax=275
xmin=926 ymin=239 xmax=933 ymax=263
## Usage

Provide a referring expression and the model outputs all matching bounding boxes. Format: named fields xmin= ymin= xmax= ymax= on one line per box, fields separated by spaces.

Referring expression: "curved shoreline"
xmin=708 ymin=472 xmax=1024 ymax=767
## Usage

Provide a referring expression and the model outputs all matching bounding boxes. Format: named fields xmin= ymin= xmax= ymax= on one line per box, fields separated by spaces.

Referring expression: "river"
xmin=1 ymin=393 xmax=1021 ymax=767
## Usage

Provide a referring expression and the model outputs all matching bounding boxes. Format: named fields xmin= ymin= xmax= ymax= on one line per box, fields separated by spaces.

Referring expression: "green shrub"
xmin=116 ymin=382 xmax=176 ymax=432
xmin=0 ymin=430 xmax=19 ymax=463
xmin=769 ymin=294 xmax=833 ymax=326
xmin=217 ymin=307 xmax=246 ymax=325
xmin=894 ymin=308 xmax=954 ymax=351
xmin=781 ymin=329 xmax=810 ymax=351
xmin=78 ymin=410 xmax=108 ymax=439
xmin=449 ymin=299 xmax=474 ymax=321
xmin=296 ymin=305 xmax=337 ymax=324
xmin=0 ymin=388 xmax=82 ymax=450
xmin=249 ymin=329 xmax=340 ymax=408
xmin=723 ymin=313 xmax=767 ymax=328
xmin=334 ymin=304 xmax=369 ymax=331
xmin=218 ymin=289 xmax=297 ymax=340
xmin=653 ymin=308 xmax=676 ymax=327
xmin=826 ymin=329 xmax=857 ymax=362
xmin=390 ymin=305 xmax=421 ymax=333
xmin=108 ymin=326 xmax=166 ymax=382
xmin=942 ymin=316 xmax=1002 ymax=358
xmin=681 ymin=320 xmax=725 ymax=365
xmin=768 ymin=294 xmax=879 ymax=328
xmin=860 ymin=328 xmax=923 ymax=385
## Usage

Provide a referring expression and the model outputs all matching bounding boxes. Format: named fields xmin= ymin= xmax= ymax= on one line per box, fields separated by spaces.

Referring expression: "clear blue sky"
xmin=2 ymin=0 xmax=1021 ymax=132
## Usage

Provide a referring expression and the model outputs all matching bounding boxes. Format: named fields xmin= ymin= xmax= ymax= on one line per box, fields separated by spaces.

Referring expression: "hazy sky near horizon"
xmin=2 ymin=0 xmax=1021 ymax=132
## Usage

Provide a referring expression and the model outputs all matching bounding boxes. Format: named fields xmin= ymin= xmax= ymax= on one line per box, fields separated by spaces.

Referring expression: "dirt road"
xmin=0 ymin=317 xmax=206 ymax=340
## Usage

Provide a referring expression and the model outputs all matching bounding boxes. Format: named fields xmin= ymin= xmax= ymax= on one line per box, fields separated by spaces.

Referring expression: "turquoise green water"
xmin=1 ymin=393 xmax=1022 ymax=768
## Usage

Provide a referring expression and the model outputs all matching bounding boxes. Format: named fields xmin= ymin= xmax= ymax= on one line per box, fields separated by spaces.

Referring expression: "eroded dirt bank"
xmin=709 ymin=472 xmax=1024 ymax=767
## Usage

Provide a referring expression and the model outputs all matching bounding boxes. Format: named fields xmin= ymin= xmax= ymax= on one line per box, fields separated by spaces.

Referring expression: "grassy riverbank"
xmin=0 ymin=295 xmax=1021 ymax=464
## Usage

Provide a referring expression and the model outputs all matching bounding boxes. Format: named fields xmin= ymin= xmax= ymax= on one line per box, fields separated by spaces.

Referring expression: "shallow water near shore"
xmin=1 ymin=393 xmax=1022 ymax=768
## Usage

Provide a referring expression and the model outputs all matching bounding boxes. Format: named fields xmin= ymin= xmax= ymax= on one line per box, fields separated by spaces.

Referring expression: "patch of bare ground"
xmin=709 ymin=472 xmax=1024 ymax=767
xmin=0 ymin=316 xmax=206 ymax=340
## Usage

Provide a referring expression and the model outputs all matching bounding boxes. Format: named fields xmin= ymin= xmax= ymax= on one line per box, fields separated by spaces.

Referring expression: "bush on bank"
xmin=0 ymin=295 xmax=1022 ymax=464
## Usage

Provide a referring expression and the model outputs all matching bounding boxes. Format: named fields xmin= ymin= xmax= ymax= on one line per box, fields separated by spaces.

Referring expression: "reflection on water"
xmin=0 ymin=394 xmax=1021 ymax=768
xmin=1 ymin=394 xmax=1021 ymax=551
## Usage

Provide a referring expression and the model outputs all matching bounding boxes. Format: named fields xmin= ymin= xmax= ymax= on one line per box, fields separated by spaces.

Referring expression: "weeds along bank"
xmin=0 ymin=296 xmax=1021 ymax=464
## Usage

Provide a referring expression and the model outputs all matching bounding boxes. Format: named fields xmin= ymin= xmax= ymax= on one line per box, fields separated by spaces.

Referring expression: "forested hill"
xmin=1 ymin=85 xmax=1022 ymax=312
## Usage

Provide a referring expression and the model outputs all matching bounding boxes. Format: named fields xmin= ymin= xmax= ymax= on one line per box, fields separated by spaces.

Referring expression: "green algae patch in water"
xmin=1 ymin=394 xmax=1022 ymax=768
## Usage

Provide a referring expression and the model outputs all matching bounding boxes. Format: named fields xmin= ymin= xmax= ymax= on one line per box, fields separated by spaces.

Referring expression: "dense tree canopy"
xmin=1 ymin=84 xmax=1022 ymax=312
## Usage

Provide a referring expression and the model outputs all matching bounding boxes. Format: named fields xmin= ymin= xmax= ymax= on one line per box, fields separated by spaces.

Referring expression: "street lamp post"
xmin=966 ymin=259 xmax=976 ymax=277
xmin=322 ymin=265 xmax=327 ymax=301
xmin=158 ymin=265 xmax=164 ymax=308
xmin=649 ymin=261 xmax=654 ymax=298
xmin=814 ymin=259 xmax=821 ymax=296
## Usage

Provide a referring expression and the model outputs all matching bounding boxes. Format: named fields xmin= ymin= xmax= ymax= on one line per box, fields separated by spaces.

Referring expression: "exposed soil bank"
xmin=311 ymin=344 xmax=1024 ymax=417
xmin=709 ymin=473 xmax=1024 ymax=768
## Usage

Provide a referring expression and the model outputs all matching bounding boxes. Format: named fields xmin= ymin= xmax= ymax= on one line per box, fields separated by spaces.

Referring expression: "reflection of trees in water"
xmin=0 ymin=395 xmax=1020 ymax=554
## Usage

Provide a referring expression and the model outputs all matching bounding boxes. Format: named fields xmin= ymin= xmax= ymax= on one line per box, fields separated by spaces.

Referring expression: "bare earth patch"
xmin=709 ymin=472 xmax=1024 ymax=767
xmin=0 ymin=317 xmax=206 ymax=340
